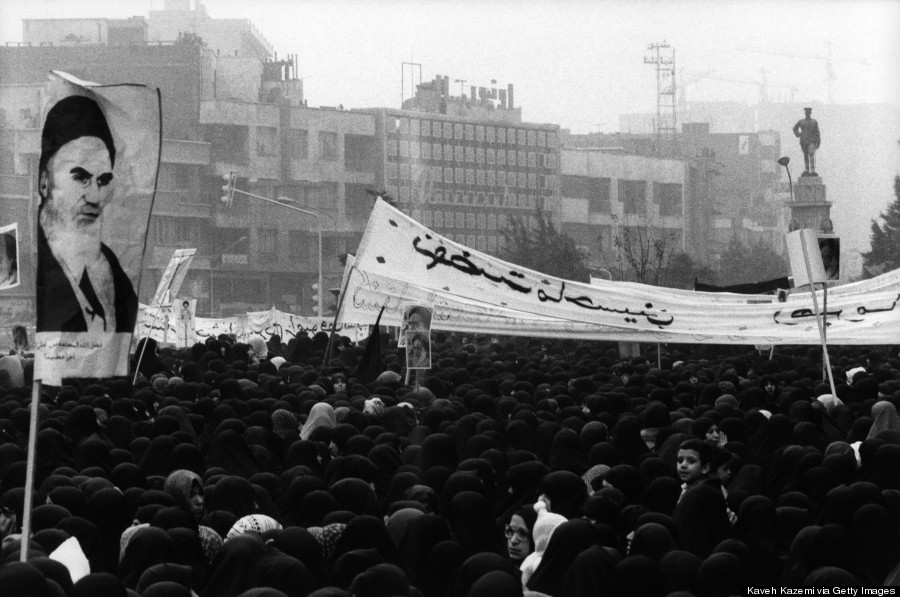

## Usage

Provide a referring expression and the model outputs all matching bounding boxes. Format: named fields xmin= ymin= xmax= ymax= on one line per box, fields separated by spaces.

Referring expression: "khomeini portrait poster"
xmin=34 ymin=71 xmax=160 ymax=385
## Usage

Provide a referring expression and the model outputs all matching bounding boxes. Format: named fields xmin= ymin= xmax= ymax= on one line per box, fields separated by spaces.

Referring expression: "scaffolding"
xmin=644 ymin=42 xmax=677 ymax=156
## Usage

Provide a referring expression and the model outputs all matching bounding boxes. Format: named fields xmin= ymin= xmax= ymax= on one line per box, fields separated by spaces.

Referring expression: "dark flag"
xmin=694 ymin=276 xmax=791 ymax=295
xmin=355 ymin=306 xmax=386 ymax=383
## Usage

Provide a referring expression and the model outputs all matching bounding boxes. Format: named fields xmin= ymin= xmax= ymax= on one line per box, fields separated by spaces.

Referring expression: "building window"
xmin=445 ymin=211 xmax=455 ymax=228
xmin=387 ymin=139 xmax=398 ymax=157
xmin=434 ymin=211 xmax=444 ymax=227
xmin=487 ymin=127 xmax=496 ymax=143
xmin=456 ymin=212 xmax=465 ymax=228
xmin=345 ymin=134 xmax=376 ymax=172
xmin=528 ymin=152 xmax=536 ymax=168
xmin=488 ymin=213 xmax=496 ymax=229
xmin=538 ymin=131 xmax=546 ymax=147
xmin=620 ymin=179 xmax=647 ymax=214
xmin=466 ymin=146 xmax=475 ymax=162
xmin=444 ymin=167 xmax=453 ymax=182
xmin=433 ymin=121 xmax=442 ymax=137
xmin=654 ymin=182 xmax=683 ymax=217
xmin=257 ymin=126 xmax=278 ymax=155
xmin=388 ymin=162 xmax=398 ymax=179
xmin=345 ymin=183 xmax=371 ymax=222
xmin=433 ymin=166 xmax=443 ymax=182
xmin=454 ymin=123 xmax=464 ymax=139
xmin=422 ymin=210 xmax=432 ymax=227
xmin=466 ymin=169 xmax=475 ymax=185
xmin=399 ymin=141 xmax=409 ymax=158
xmin=476 ymin=170 xmax=485 ymax=186
xmin=487 ymin=171 xmax=496 ymax=186
xmin=527 ymin=130 xmax=536 ymax=146
xmin=497 ymin=149 xmax=506 ymax=166
xmin=455 ymin=146 xmax=464 ymax=162
xmin=517 ymin=129 xmax=527 ymax=145
xmin=497 ymin=128 xmax=506 ymax=144
xmin=465 ymin=124 xmax=474 ymax=140
xmin=291 ymin=129 xmax=309 ymax=159
xmin=455 ymin=168 xmax=464 ymax=184
xmin=476 ymin=125 xmax=484 ymax=142
xmin=409 ymin=141 xmax=420 ymax=159
xmin=410 ymin=119 xmax=420 ymax=136
xmin=477 ymin=213 xmax=486 ymax=229
xmin=151 ymin=216 xmax=200 ymax=245
xmin=498 ymin=171 xmax=507 ymax=186
xmin=319 ymin=132 xmax=338 ymax=161
xmin=259 ymin=228 xmax=277 ymax=258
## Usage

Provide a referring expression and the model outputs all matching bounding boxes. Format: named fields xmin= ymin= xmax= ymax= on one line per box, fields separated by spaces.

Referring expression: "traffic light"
xmin=220 ymin=171 xmax=236 ymax=208
xmin=311 ymin=283 xmax=320 ymax=315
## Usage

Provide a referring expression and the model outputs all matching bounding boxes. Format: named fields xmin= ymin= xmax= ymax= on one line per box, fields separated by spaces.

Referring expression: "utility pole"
xmin=644 ymin=41 xmax=677 ymax=157
xmin=454 ymin=79 xmax=466 ymax=96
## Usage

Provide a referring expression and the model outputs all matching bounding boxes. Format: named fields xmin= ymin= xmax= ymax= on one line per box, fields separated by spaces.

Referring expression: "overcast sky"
xmin=2 ymin=0 xmax=898 ymax=133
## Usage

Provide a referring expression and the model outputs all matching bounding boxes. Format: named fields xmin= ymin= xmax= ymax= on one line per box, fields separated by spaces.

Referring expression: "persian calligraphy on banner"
xmin=341 ymin=199 xmax=900 ymax=345
xmin=136 ymin=306 xmax=370 ymax=345
xmin=35 ymin=72 xmax=160 ymax=384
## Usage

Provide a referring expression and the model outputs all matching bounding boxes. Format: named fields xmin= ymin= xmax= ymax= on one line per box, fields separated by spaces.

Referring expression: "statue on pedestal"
xmin=792 ymin=107 xmax=821 ymax=176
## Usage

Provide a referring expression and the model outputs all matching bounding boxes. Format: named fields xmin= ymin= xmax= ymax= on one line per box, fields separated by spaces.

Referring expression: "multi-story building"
xmin=560 ymin=123 xmax=783 ymax=271
xmin=559 ymin=148 xmax=689 ymax=273
xmin=0 ymin=2 xmax=378 ymax=319
xmin=0 ymin=4 xmax=564 ymax=323
xmin=365 ymin=75 xmax=562 ymax=255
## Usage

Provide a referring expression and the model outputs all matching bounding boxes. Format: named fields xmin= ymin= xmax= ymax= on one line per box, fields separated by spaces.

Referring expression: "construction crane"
xmin=706 ymin=69 xmax=798 ymax=104
xmin=678 ymin=68 xmax=716 ymax=108
xmin=742 ymin=42 xmax=869 ymax=104
xmin=680 ymin=68 xmax=796 ymax=106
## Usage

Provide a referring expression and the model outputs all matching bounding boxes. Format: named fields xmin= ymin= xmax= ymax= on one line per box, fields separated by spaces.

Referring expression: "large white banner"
xmin=151 ymin=248 xmax=196 ymax=306
xmin=136 ymin=306 xmax=370 ymax=346
xmin=341 ymin=199 xmax=900 ymax=345
xmin=35 ymin=72 xmax=160 ymax=384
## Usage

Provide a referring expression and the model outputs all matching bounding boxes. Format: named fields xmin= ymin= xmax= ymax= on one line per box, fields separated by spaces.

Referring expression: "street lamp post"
xmin=209 ymin=236 xmax=248 ymax=317
xmin=219 ymin=177 xmax=337 ymax=316
xmin=276 ymin=197 xmax=337 ymax=317
xmin=778 ymin=156 xmax=794 ymax=203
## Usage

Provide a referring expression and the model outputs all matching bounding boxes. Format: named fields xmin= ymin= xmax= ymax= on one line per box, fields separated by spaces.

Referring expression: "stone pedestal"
xmin=787 ymin=175 xmax=832 ymax=232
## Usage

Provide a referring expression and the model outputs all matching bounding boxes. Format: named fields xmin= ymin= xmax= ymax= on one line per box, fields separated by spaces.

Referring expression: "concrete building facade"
xmin=367 ymin=77 xmax=561 ymax=255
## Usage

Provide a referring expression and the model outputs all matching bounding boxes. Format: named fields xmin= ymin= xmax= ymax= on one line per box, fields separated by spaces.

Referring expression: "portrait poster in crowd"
xmin=175 ymin=298 xmax=197 ymax=347
xmin=151 ymin=248 xmax=196 ymax=306
xmin=405 ymin=330 xmax=432 ymax=369
xmin=397 ymin=304 xmax=433 ymax=348
xmin=0 ymin=223 xmax=20 ymax=290
xmin=34 ymin=71 xmax=161 ymax=384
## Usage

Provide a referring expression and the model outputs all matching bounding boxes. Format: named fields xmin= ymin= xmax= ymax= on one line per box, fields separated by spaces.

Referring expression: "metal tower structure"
xmin=644 ymin=41 xmax=677 ymax=156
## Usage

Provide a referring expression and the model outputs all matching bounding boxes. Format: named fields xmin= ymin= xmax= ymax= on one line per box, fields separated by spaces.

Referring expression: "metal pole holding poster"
xmin=19 ymin=382 xmax=41 ymax=562
xmin=793 ymin=230 xmax=838 ymax=397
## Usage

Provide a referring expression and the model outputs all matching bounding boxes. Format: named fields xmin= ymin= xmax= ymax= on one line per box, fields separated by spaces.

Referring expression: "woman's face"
xmin=505 ymin=514 xmax=532 ymax=561
xmin=705 ymin=424 xmax=722 ymax=444
xmin=189 ymin=481 xmax=205 ymax=521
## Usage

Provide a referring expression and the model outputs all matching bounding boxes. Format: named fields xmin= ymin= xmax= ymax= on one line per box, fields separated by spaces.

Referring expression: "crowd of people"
xmin=1 ymin=329 xmax=899 ymax=596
